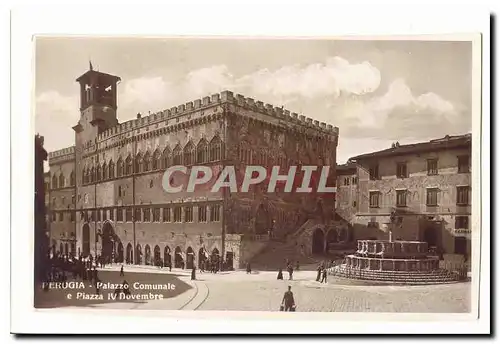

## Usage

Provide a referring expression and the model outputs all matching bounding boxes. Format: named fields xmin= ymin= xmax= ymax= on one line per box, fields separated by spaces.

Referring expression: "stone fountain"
xmin=330 ymin=239 xmax=462 ymax=284
xmin=330 ymin=212 xmax=463 ymax=284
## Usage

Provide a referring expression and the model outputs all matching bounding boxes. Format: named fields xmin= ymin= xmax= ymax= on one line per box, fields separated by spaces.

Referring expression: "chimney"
xmin=137 ymin=113 xmax=142 ymax=119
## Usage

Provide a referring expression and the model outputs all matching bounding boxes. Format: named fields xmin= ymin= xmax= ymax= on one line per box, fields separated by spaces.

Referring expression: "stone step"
xmin=330 ymin=270 xmax=461 ymax=283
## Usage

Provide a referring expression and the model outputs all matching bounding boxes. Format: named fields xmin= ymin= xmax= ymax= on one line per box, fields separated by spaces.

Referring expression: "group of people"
xmin=42 ymin=252 xmax=102 ymax=290
xmin=316 ymin=264 xmax=328 ymax=283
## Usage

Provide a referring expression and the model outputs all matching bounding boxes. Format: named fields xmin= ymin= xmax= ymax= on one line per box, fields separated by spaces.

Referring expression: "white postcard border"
xmin=9 ymin=2 xmax=491 ymax=335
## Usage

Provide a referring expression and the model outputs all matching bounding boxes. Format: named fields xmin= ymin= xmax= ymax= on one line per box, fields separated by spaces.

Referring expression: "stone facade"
xmin=46 ymin=67 xmax=339 ymax=269
xmin=345 ymin=135 xmax=472 ymax=257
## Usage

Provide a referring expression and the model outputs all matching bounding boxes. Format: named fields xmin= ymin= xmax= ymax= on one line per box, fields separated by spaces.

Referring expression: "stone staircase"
xmin=330 ymin=264 xmax=466 ymax=285
xmin=249 ymin=241 xmax=318 ymax=271
xmin=249 ymin=218 xmax=352 ymax=271
xmin=287 ymin=218 xmax=320 ymax=240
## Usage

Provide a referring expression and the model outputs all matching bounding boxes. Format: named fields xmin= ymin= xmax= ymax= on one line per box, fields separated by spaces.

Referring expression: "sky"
xmin=35 ymin=37 xmax=472 ymax=164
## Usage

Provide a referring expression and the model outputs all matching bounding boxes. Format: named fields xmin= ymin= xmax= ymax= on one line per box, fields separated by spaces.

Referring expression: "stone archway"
xmin=64 ymin=243 xmax=69 ymax=255
xmin=101 ymin=222 xmax=116 ymax=262
xmin=126 ymin=243 xmax=133 ymax=264
xmin=117 ymin=242 xmax=124 ymax=263
xmin=145 ymin=245 xmax=152 ymax=265
xmin=82 ymin=223 xmax=90 ymax=256
xmin=135 ymin=244 xmax=142 ymax=265
xmin=254 ymin=204 xmax=270 ymax=235
xmin=154 ymin=245 xmax=161 ymax=266
xmin=59 ymin=243 xmax=63 ymax=254
xmin=312 ymin=227 xmax=325 ymax=254
xmin=174 ymin=246 xmax=184 ymax=269
xmin=186 ymin=247 xmax=195 ymax=269
xmin=164 ymin=246 xmax=171 ymax=267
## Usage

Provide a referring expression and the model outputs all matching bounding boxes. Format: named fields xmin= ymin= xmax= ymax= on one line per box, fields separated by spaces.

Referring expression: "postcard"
xmin=10 ymin=6 xmax=490 ymax=335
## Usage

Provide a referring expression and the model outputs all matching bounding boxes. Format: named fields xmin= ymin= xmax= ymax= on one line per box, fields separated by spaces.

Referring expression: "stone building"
xmin=335 ymin=162 xmax=358 ymax=224
xmin=46 ymin=66 xmax=339 ymax=269
xmin=345 ymin=134 xmax=472 ymax=257
xmin=34 ymin=134 xmax=49 ymax=281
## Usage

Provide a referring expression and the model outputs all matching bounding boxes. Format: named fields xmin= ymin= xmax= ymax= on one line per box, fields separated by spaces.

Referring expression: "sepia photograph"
xmin=33 ymin=36 xmax=475 ymax=313
xmin=10 ymin=4 xmax=490 ymax=335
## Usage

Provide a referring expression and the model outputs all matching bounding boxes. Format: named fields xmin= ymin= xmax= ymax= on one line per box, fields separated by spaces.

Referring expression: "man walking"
xmin=321 ymin=267 xmax=328 ymax=283
xmin=281 ymin=286 xmax=296 ymax=312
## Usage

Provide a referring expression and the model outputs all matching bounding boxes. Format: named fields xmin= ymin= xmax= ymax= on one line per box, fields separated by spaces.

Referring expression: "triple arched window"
xmin=183 ymin=141 xmax=195 ymax=166
xmin=152 ymin=149 xmax=161 ymax=170
xmin=58 ymin=173 xmax=65 ymax=188
xmin=52 ymin=175 xmax=58 ymax=189
xmin=162 ymin=147 xmax=171 ymax=169
xmin=117 ymin=157 xmax=124 ymax=177
xmin=197 ymin=139 xmax=208 ymax=164
xmin=209 ymin=135 xmax=223 ymax=162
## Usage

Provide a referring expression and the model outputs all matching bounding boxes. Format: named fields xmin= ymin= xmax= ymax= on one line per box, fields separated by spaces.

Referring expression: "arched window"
xmin=135 ymin=153 xmax=143 ymax=173
xmin=183 ymin=141 xmax=195 ymax=166
xmin=96 ymin=164 xmax=101 ymax=182
xmin=70 ymin=171 xmax=75 ymax=186
xmin=123 ymin=154 xmax=132 ymax=176
xmin=85 ymin=167 xmax=90 ymax=184
xmin=90 ymin=167 xmax=95 ymax=183
xmin=173 ymin=145 xmax=182 ymax=165
xmin=143 ymin=151 xmax=151 ymax=172
xmin=152 ymin=149 xmax=161 ymax=170
xmin=117 ymin=157 xmax=124 ymax=177
xmin=197 ymin=139 xmax=208 ymax=164
xmin=209 ymin=135 xmax=223 ymax=162
xmin=102 ymin=162 xmax=108 ymax=180
xmin=162 ymin=147 xmax=171 ymax=169
xmin=52 ymin=174 xmax=58 ymax=189
xmin=58 ymin=173 xmax=65 ymax=188
xmin=108 ymin=160 xmax=115 ymax=178
xmin=81 ymin=168 xmax=86 ymax=185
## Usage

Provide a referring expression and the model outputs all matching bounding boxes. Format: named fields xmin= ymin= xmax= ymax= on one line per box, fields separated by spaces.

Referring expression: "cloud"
xmin=35 ymin=91 xmax=79 ymax=154
xmin=116 ymin=57 xmax=381 ymax=116
xmin=328 ymin=78 xmax=469 ymax=140
xmin=235 ymin=57 xmax=381 ymax=100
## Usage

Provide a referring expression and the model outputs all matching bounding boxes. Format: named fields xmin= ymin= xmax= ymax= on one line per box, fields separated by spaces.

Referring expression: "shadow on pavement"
xmin=34 ymin=270 xmax=192 ymax=309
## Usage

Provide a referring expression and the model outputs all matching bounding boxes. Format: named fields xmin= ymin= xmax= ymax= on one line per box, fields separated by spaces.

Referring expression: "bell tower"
xmin=74 ymin=62 xmax=121 ymax=134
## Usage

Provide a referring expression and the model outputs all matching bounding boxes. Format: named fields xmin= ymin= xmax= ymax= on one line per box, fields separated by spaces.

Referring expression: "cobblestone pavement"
xmin=196 ymin=271 xmax=471 ymax=313
xmin=62 ymin=265 xmax=470 ymax=313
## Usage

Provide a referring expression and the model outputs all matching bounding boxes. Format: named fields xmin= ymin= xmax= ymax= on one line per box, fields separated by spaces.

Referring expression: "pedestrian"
xmin=321 ymin=267 xmax=328 ymax=283
xmin=316 ymin=264 xmax=322 ymax=282
xmin=295 ymin=260 xmax=300 ymax=271
xmin=246 ymin=262 xmax=251 ymax=274
xmin=120 ymin=265 xmax=124 ymax=277
xmin=191 ymin=265 xmax=196 ymax=281
xmin=281 ymin=286 xmax=296 ymax=312
xmin=287 ymin=264 xmax=294 ymax=280
xmin=277 ymin=268 xmax=283 ymax=280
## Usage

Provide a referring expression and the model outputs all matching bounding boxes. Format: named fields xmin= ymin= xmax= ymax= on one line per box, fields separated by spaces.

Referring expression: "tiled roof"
xmin=348 ymin=134 xmax=471 ymax=161
xmin=336 ymin=162 xmax=357 ymax=174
